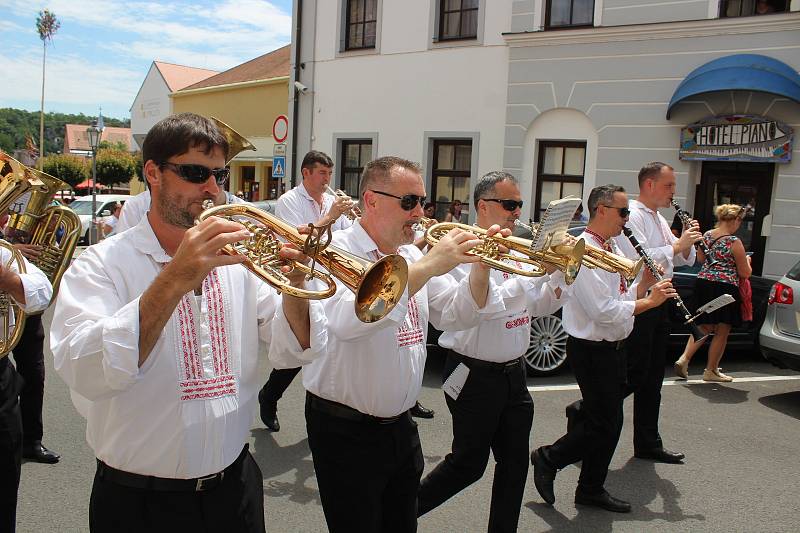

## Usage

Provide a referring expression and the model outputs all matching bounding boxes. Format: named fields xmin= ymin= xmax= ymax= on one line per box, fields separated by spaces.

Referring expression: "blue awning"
xmin=667 ymin=54 xmax=800 ymax=119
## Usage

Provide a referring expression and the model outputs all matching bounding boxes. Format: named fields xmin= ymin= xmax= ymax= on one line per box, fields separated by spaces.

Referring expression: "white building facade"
xmin=290 ymin=0 xmax=800 ymax=277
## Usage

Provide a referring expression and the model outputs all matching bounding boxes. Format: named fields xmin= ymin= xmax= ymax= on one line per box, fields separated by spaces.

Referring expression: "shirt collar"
xmin=630 ymin=199 xmax=655 ymax=214
xmin=130 ymin=214 xmax=173 ymax=263
xmin=350 ymin=220 xmax=383 ymax=257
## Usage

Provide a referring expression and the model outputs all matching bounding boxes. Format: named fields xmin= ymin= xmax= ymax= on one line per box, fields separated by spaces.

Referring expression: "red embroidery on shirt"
xmin=396 ymin=296 xmax=424 ymax=347
xmin=584 ymin=229 xmax=627 ymax=294
xmin=505 ymin=316 xmax=530 ymax=329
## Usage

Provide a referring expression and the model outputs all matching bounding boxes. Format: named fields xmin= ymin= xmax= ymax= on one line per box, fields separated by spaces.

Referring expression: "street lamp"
xmin=86 ymin=120 xmax=102 ymax=244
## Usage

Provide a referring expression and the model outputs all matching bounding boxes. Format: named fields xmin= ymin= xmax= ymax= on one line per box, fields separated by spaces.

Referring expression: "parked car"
xmin=68 ymin=194 xmax=131 ymax=244
xmin=522 ymin=227 xmax=774 ymax=376
xmin=759 ymin=259 xmax=800 ymax=371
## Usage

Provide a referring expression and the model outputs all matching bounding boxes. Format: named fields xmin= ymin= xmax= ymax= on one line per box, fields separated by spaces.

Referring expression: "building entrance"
xmin=695 ymin=161 xmax=774 ymax=275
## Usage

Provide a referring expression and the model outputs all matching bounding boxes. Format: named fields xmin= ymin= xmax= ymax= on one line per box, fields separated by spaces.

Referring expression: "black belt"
xmin=450 ymin=351 xmax=523 ymax=373
xmin=96 ymin=444 xmax=248 ymax=492
xmin=307 ymin=392 xmax=409 ymax=425
xmin=572 ymin=337 xmax=625 ymax=351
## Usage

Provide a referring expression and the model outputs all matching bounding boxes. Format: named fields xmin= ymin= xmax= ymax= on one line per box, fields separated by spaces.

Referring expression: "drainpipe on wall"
xmin=290 ymin=0 xmax=303 ymax=187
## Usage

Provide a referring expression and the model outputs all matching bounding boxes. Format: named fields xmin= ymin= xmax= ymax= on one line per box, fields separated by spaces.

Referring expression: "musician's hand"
xmin=687 ymin=219 xmax=700 ymax=232
xmin=328 ymin=195 xmax=355 ymax=219
xmin=677 ymin=225 xmax=703 ymax=252
xmin=13 ymin=243 xmax=43 ymax=261
xmin=421 ymin=227 xmax=483 ymax=276
xmin=561 ymin=234 xmax=578 ymax=247
xmin=165 ymin=216 xmax=248 ymax=294
xmin=648 ymin=279 xmax=676 ymax=306
xmin=278 ymin=242 xmax=310 ymax=287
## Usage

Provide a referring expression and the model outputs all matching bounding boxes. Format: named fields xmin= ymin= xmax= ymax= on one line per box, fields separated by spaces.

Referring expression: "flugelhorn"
xmin=514 ymin=220 xmax=644 ymax=283
xmin=196 ymin=202 xmax=408 ymax=323
xmin=326 ymin=186 xmax=362 ymax=221
xmin=210 ymin=117 xmax=256 ymax=164
xmin=422 ymin=220 xmax=585 ymax=284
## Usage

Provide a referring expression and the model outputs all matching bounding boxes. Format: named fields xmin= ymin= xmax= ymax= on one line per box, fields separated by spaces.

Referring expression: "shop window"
xmin=534 ymin=141 xmax=585 ymax=222
xmin=546 ymin=0 xmax=594 ymax=29
xmin=721 ymin=0 xmax=788 ymax=17
xmin=437 ymin=0 xmax=479 ymax=41
xmin=432 ymin=140 xmax=472 ymax=222
xmin=240 ymin=165 xmax=256 ymax=201
xmin=340 ymin=140 xmax=373 ymax=197
xmin=345 ymin=0 xmax=377 ymax=50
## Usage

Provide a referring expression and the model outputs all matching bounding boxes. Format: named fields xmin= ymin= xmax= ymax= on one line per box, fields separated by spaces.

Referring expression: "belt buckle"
xmin=195 ymin=472 xmax=222 ymax=491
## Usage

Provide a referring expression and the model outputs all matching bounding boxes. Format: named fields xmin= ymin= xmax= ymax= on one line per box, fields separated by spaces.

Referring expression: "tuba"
xmin=5 ymin=164 xmax=81 ymax=298
xmin=422 ymin=220 xmax=585 ymax=284
xmin=197 ymin=203 xmax=408 ymax=323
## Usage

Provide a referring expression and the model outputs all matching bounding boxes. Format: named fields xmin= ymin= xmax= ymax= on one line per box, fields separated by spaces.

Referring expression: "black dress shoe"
xmin=634 ymin=447 xmax=684 ymax=464
xmin=258 ymin=388 xmax=280 ymax=432
xmin=410 ymin=402 xmax=434 ymax=419
xmin=531 ymin=447 xmax=556 ymax=505
xmin=22 ymin=442 xmax=60 ymax=464
xmin=575 ymin=489 xmax=631 ymax=513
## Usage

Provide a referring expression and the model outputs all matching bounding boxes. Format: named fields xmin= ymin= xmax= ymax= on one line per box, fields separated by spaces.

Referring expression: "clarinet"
xmin=622 ymin=227 xmax=707 ymax=342
xmin=671 ymin=199 xmax=716 ymax=264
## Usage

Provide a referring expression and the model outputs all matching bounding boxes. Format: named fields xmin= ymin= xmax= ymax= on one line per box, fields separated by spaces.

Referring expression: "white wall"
xmin=130 ymin=64 xmax=171 ymax=150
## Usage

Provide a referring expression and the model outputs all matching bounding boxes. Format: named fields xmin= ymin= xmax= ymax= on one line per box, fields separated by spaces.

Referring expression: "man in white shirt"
xmin=532 ymin=184 xmax=674 ymax=513
xmin=277 ymin=155 xmax=505 ymax=533
xmin=616 ymin=162 xmax=700 ymax=465
xmin=0 ymin=235 xmax=53 ymax=533
xmin=417 ymin=172 xmax=566 ymax=532
xmin=50 ymin=113 xmax=326 ymax=532
xmin=258 ymin=150 xmax=354 ymax=432
xmin=97 ymin=201 xmax=122 ymax=238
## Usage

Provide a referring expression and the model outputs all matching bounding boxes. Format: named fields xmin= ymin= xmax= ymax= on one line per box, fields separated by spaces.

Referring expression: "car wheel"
xmin=525 ymin=314 xmax=569 ymax=376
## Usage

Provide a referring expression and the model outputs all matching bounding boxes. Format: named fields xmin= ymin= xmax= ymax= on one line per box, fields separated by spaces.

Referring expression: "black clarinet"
xmin=622 ymin=227 xmax=707 ymax=342
xmin=671 ymin=199 xmax=716 ymax=264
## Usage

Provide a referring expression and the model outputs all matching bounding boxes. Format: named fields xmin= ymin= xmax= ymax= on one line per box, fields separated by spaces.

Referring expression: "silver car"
xmin=760 ymin=260 xmax=800 ymax=371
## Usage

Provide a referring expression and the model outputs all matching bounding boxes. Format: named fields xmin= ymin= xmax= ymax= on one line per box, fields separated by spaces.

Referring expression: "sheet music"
xmin=531 ymin=197 xmax=582 ymax=250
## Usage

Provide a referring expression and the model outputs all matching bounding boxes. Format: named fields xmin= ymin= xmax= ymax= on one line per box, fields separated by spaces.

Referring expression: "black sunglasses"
xmin=371 ymin=190 xmax=426 ymax=211
xmin=601 ymin=205 xmax=631 ymax=218
xmin=159 ymin=162 xmax=230 ymax=185
xmin=483 ymin=198 xmax=523 ymax=211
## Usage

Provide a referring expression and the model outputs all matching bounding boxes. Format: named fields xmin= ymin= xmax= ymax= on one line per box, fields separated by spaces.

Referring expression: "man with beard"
xmin=417 ymin=172 xmax=566 ymax=532
xmin=50 ymin=113 xmax=326 ymax=532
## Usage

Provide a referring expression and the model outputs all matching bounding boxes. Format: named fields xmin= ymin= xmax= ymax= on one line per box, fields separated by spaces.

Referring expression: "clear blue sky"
xmin=0 ymin=0 xmax=293 ymax=121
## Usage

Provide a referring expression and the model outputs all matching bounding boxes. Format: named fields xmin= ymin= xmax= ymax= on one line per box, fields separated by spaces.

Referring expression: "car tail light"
xmin=768 ymin=282 xmax=794 ymax=305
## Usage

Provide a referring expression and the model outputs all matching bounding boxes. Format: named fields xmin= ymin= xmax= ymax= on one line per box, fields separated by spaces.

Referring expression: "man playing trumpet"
xmin=50 ymin=113 xmax=326 ymax=532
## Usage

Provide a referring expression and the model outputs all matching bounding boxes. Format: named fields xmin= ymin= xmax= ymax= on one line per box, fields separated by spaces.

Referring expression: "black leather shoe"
xmin=22 ymin=442 xmax=60 ymax=464
xmin=410 ymin=402 xmax=434 ymax=419
xmin=575 ymin=489 xmax=631 ymax=513
xmin=634 ymin=447 xmax=685 ymax=464
xmin=531 ymin=447 xmax=556 ymax=505
xmin=258 ymin=388 xmax=280 ymax=432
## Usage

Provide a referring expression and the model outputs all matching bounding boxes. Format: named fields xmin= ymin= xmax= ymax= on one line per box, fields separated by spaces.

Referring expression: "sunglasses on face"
xmin=371 ymin=190 xmax=427 ymax=211
xmin=483 ymin=198 xmax=524 ymax=211
xmin=159 ymin=162 xmax=230 ymax=185
xmin=601 ymin=205 xmax=631 ymax=218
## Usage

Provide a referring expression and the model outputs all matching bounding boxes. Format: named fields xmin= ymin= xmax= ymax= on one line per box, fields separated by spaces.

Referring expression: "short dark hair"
xmin=301 ymin=150 xmax=333 ymax=172
xmin=142 ymin=113 xmax=228 ymax=167
xmin=587 ymin=184 xmax=625 ymax=220
xmin=637 ymin=162 xmax=673 ymax=186
xmin=423 ymin=201 xmax=435 ymax=210
xmin=359 ymin=156 xmax=422 ymax=200
xmin=473 ymin=171 xmax=518 ymax=206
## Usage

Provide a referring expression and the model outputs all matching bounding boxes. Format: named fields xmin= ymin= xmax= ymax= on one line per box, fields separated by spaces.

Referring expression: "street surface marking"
xmin=528 ymin=374 xmax=800 ymax=392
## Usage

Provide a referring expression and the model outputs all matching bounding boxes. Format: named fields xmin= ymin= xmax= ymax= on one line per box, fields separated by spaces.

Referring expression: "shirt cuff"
xmin=546 ymin=270 xmax=566 ymax=293
xmin=100 ymin=297 xmax=143 ymax=390
xmin=268 ymin=300 xmax=328 ymax=368
xmin=17 ymin=272 xmax=52 ymax=313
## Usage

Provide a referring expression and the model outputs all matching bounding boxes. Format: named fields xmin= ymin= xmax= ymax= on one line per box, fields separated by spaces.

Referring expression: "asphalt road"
xmin=15 ymin=308 xmax=800 ymax=532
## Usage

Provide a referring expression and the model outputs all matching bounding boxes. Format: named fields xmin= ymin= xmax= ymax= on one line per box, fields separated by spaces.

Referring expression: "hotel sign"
xmin=679 ymin=115 xmax=793 ymax=163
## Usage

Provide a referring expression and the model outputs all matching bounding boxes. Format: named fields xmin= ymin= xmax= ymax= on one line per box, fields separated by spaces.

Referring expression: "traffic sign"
xmin=273 ymin=143 xmax=286 ymax=157
xmin=272 ymin=156 xmax=286 ymax=178
xmin=272 ymin=115 xmax=289 ymax=143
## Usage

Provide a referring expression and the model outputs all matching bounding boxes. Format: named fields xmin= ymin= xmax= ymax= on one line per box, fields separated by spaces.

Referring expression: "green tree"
xmin=132 ymin=151 xmax=144 ymax=182
xmin=95 ymin=148 xmax=136 ymax=186
xmin=36 ymin=9 xmax=60 ymax=166
xmin=41 ymin=154 xmax=87 ymax=188
xmin=99 ymin=140 xmax=128 ymax=151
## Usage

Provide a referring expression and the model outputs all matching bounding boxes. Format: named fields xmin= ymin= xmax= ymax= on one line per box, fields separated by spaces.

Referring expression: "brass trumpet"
xmin=422 ymin=220 xmax=585 ymax=284
xmin=326 ymin=186 xmax=362 ymax=221
xmin=197 ymin=203 xmax=408 ymax=323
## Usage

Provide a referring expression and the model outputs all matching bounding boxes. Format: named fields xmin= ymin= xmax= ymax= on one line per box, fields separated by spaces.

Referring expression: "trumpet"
xmin=514 ymin=220 xmax=644 ymax=283
xmin=197 ymin=202 xmax=408 ymax=323
xmin=326 ymin=186 xmax=362 ymax=221
xmin=423 ymin=220 xmax=585 ymax=284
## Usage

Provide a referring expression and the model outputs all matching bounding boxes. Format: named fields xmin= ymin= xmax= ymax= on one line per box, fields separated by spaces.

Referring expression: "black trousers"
xmin=0 ymin=358 xmax=23 ymax=533
xmin=418 ymin=352 xmax=533 ymax=533
xmin=260 ymin=367 xmax=301 ymax=410
xmin=12 ymin=314 xmax=45 ymax=445
xmin=544 ymin=337 xmax=626 ymax=494
xmin=624 ymin=304 xmax=669 ymax=451
xmin=88 ymin=448 xmax=265 ymax=533
xmin=305 ymin=394 xmax=423 ymax=533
